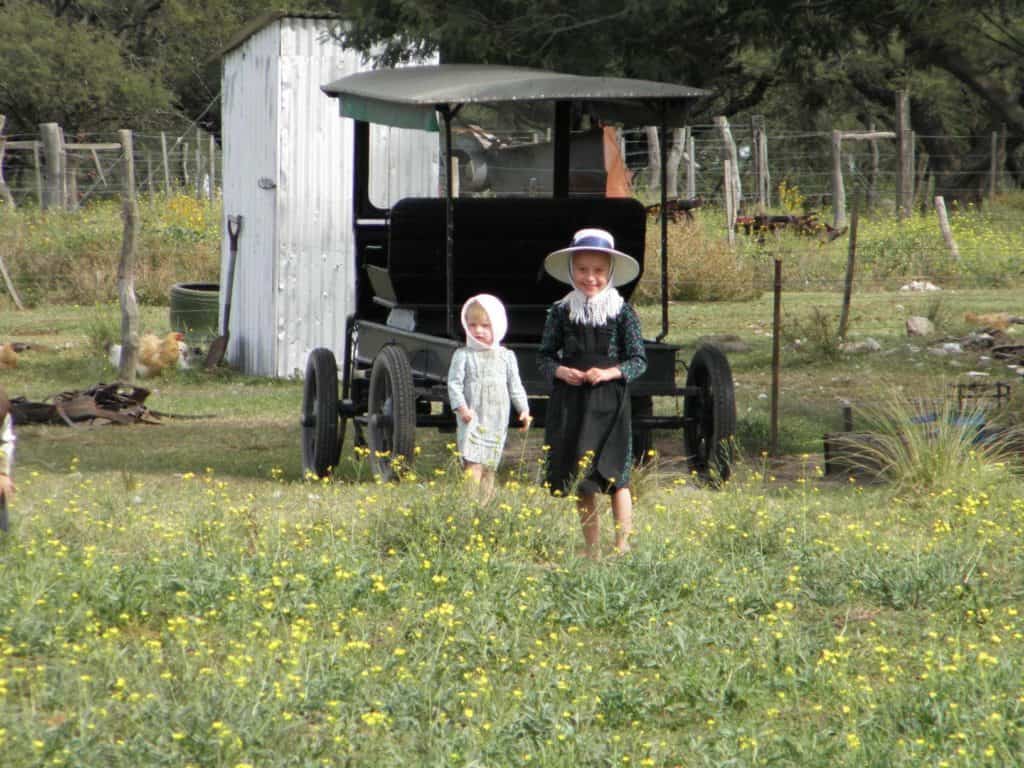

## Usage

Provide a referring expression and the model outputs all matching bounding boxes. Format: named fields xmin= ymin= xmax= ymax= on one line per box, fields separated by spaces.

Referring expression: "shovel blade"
xmin=205 ymin=334 xmax=228 ymax=370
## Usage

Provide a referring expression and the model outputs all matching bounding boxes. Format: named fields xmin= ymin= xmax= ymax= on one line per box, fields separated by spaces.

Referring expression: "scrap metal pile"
xmin=9 ymin=383 xmax=161 ymax=426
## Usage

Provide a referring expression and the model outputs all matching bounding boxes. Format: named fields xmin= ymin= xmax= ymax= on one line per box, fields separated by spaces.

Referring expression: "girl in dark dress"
xmin=538 ymin=228 xmax=647 ymax=557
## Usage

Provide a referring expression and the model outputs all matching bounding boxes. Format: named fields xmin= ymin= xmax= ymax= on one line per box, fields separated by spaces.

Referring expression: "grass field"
xmin=2 ymin=295 xmax=1023 ymax=766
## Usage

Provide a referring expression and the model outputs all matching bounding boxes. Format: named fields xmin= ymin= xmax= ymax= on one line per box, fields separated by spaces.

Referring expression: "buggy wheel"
xmin=301 ymin=348 xmax=343 ymax=479
xmin=631 ymin=395 xmax=654 ymax=466
xmin=683 ymin=345 xmax=736 ymax=480
xmin=367 ymin=345 xmax=416 ymax=481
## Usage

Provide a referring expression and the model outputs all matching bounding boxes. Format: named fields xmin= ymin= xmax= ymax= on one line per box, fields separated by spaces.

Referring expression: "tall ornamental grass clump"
xmin=843 ymin=386 xmax=1023 ymax=493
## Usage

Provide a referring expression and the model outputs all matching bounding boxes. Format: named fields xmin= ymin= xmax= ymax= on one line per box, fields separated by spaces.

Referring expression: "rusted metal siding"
xmin=222 ymin=16 xmax=437 ymax=377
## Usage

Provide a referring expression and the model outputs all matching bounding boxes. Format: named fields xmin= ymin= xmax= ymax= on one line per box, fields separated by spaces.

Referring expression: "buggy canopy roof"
xmin=322 ymin=64 xmax=708 ymax=131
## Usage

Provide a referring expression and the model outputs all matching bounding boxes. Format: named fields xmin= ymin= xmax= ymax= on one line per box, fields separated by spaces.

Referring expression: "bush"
xmin=634 ymin=215 xmax=761 ymax=302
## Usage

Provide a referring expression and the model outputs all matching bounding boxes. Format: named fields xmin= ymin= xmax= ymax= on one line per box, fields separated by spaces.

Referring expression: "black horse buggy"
xmin=300 ymin=65 xmax=736 ymax=481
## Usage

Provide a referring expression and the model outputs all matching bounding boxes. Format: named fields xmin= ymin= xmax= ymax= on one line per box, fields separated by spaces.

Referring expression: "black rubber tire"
xmin=301 ymin=348 xmax=343 ymax=479
xmin=367 ymin=345 xmax=416 ymax=481
xmin=169 ymin=282 xmax=221 ymax=343
xmin=631 ymin=395 xmax=654 ymax=466
xmin=683 ymin=344 xmax=737 ymax=480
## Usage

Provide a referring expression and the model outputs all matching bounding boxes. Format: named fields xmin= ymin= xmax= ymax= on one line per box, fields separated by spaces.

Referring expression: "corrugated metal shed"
xmin=221 ymin=15 xmax=437 ymax=377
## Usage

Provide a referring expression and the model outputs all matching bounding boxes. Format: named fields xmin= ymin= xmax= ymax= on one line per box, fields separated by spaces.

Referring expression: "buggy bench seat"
xmin=383 ymin=197 xmax=647 ymax=340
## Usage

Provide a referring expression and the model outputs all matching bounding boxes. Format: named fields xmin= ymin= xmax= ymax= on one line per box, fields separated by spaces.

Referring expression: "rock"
xmin=906 ymin=316 xmax=934 ymax=336
xmin=840 ymin=338 xmax=882 ymax=354
xmin=900 ymin=280 xmax=941 ymax=292
xmin=942 ymin=342 xmax=963 ymax=354
xmin=965 ymin=371 xmax=990 ymax=377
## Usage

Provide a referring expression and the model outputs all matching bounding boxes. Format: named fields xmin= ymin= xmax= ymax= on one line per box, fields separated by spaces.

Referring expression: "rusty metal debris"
xmin=10 ymin=383 xmax=161 ymax=426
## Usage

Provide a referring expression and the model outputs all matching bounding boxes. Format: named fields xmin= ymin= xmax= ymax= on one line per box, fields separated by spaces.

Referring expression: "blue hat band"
xmin=572 ymin=235 xmax=614 ymax=251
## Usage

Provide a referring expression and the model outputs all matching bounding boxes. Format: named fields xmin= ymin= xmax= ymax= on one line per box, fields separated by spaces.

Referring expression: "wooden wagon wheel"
xmin=367 ymin=345 xmax=416 ymax=481
xmin=301 ymin=348 xmax=343 ymax=479
xmin=683 ymin=344 xmax=737 ymax=480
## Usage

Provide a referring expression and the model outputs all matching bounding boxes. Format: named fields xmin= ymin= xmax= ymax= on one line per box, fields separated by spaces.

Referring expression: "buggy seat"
xmin=381 ymin=197 xmax=647 ymax=341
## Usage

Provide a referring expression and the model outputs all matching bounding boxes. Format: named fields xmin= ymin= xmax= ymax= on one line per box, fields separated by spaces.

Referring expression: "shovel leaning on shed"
xmin=206 ymin=215 xmax=242 ymax=369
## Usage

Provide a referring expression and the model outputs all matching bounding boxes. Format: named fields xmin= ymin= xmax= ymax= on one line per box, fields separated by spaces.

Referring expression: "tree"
xmin=331 ymin=0 xmax=1023 ymax=196
xmin=760 ymin=0 xmax=1024 ymax=194
xmin=0 ymin=1 xmax=173 ymax=134
xmin=330 ymin=0 xmax=781 ymax=121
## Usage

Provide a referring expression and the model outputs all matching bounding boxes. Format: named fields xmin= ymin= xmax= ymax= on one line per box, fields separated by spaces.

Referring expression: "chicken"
xmin=0 ymin=343 xmax=17 ymax=369
xmin=964 ymin=312 xmax=1024 ymax=332
xmin=108 ymin=332 xmax=190 ymax=378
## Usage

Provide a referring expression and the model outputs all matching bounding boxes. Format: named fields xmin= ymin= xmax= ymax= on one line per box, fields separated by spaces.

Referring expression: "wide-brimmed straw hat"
xmin=543 ymin=228 xmax=640 ymax=287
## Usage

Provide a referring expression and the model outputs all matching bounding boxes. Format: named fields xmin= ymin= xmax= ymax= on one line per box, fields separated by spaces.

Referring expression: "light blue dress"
xmin=447 ymin=347 xmax=529 ymax=468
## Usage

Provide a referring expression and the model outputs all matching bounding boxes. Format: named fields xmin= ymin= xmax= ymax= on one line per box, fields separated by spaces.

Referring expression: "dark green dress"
xmin=538 ymin=302 xmax=647 ymax=495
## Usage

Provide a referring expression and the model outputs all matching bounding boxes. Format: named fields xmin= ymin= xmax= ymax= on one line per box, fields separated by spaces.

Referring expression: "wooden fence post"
xmin=934 ymin=195 xmax=959 ymax=261
xmin=751 ymin=115 xmax=768 ymax=214
xmin=0 ymin=115 xmax=14 ymax=208
xmin=838 ymin=195 xmax=859 ymax=340
xmin=715 ymin=116 xmax=742 ymax=212
xmin=997 ymin=124 xmax=1007 ymax=194
xmin=66 ymin=152 xmax=80 ymax=211
xmin=896 ymin=90 xmax=913 ymax=219
xmin=117 ymin=129 xmax=140 ymax=385
xmin=645 ymin=126 xmax=661 ymax=196
xmin=208 ymin=133 xmax=216 ymax=200
xmin=758 ymin=118 xmax=769 ymax=209
xmin=989 ymin=130 xmax=999 ymax=200
xmin=32 ymin=142 xmax=43 ymax=205
xmin=182 ymin=141 xmax=189 ymax=189
xmin=723 ymin=158 xmax=736 ymax=245
xmin=40 ymin=122 xmax=65 ymax=211
xmin=769 ymin=256 xmax=782 ymax=457
xmin=867 ymin=122 xmax=879 ymax=210
xmin=831 ymin=129 xmax=846 ymax=229
xmin=685 ymin=130 xmax=696 ymax=199
xmin=195 ymin=127 xmax=203 ymax=199
xmin=665 ymin=127 xmax=684 ymax=200
xmin=914 ymin=148 xmax=929 ymax=211
xmin=160 ymin=132 xmax=171 ymax=194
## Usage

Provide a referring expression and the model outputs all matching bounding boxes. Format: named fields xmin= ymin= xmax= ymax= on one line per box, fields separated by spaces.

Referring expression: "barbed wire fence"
xmin=1 ymin=114 xmax=1018 ymax=211
xmin=0 ymin=122 xmax=222 ymax=208
xmin=1 ymin=115 xmax=1020 ymax=298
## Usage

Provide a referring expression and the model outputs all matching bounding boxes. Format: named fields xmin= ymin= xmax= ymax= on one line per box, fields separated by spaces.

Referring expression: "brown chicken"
xmin=108 ymin=332 xmax=187 ymax=377
xmin=0 ymin=343 xmax=17 ymax=369
xmin=964 ymin=312 xmax=1024 ymax=331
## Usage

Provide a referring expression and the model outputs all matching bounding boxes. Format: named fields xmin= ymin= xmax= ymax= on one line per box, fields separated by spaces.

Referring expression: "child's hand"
xmin=0 ymin=474 xmax=13 ymax=502
xmin=584 ymin=366 xmax=622 ymax=385
xmin=556 ymin=366 xmax=585 ymax=386
xmin=456 ymin=406 xmax=475 ymax=423
xmin=518 ymin=412 xmax=533 ymax=432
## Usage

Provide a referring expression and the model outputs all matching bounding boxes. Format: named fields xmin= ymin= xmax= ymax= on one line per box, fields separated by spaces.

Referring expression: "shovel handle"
xmin=227 ymin=215 xmax=243 ymax=246
xmin=222 ymin=215 xmax=243 ymax=333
